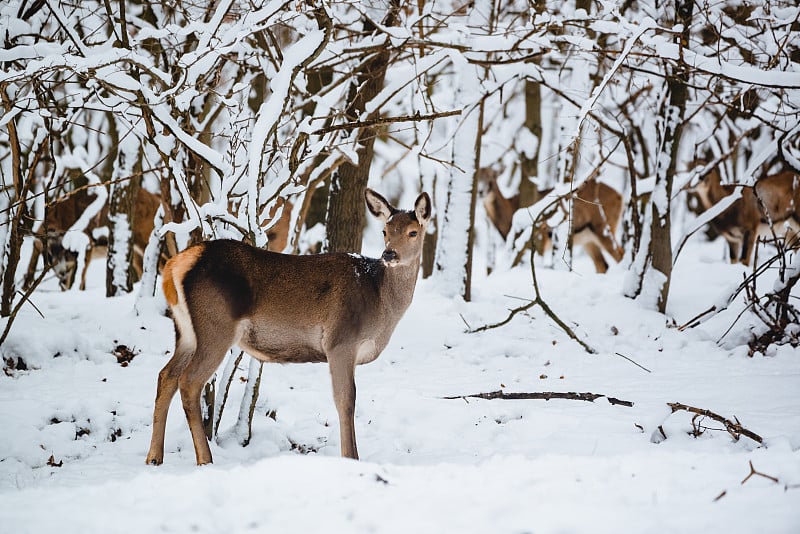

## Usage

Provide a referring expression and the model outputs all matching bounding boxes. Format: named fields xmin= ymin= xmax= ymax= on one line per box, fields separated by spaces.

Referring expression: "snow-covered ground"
xmin=1 ymin=240 xmax=799 ymax=533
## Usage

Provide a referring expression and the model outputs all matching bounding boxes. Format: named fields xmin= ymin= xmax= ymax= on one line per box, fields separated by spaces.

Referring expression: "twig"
xmin=468 ymin=197 xmax=597 ymax=354
xmin=613 ymin=352 xmax=652 ymax=373
xmin=677 ymin=305 xmax=717 ymax=331
xmin=0 ymin=266 xmax=50 ymax=347
xmin=310 ymin=110 xmax=461 ymax=136
xmin=442 ymin=390 xmax=633 ymax=407
xmin=741 ymin=460 xmax=779 ymax=485
xmin=667 ymin=402 xmax=763 ymax=444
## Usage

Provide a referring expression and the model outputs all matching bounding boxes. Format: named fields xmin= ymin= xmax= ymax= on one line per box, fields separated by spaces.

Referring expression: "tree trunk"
xmin=434 ymin=0 xmax=488 ymax=300
xmin=106 ymin=132 xmax=142 ymax=297
xmin=323 ymin=0 xmax=402 ymax=254
xmin=1 ymin=87 xmax=45 ymax=315
xmin=625 ymin=0 xmax=693 ymax=312
xmin=518 ymin=79 xmax=543 ymax=207
xmin=518 ymin=1 xmax=545 ymax=208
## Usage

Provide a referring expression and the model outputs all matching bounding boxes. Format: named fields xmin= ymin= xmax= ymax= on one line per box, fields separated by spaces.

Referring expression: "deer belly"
xmin=239 ymin=323 xmax=326 ymax=364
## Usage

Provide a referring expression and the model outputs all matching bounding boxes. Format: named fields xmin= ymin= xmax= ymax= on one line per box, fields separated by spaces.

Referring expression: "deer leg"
xmin=726 ymin=238 xmax=739 ymax=264
xmin=740 ymin=231 xmax=755 ymax=266
xmin=177 ymin=323 xmax=237 ymax=465
xmin=597 ymin=228 xmax=625 ymax=264
xmin=79 ymin=245 xmax=93 ymax=291
xmin=583 ymin=241 xmax=609 ymax=274
xmin=131 ymin=245 xmax=145 ymax=282
xmin=328 ymin=350 xmax=358 ymax=460
xmin=146 ymin=331 xmax=194 ymax=465
xmin=23 ymin=239 xmax=44 ymax=290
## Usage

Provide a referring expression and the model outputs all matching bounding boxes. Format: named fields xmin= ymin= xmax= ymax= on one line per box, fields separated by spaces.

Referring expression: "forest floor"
xmin=1 ymin=238 xmax=799 ymax=533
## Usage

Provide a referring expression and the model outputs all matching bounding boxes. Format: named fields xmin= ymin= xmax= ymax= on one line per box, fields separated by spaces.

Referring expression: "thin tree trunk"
xmin=1 ymin=87 xmax=46 ymax=315
xmin=518 ymin=0 xmax=546 ymax=208
xmin=625 ymin=0 xmax=693 ymax=312
xmin=106 ymin=132 xmax=141 ymax=296
xmin=519 ymin=78 xmax=543 ymax=207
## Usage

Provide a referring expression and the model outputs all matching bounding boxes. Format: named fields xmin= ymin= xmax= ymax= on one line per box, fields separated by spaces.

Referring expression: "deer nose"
xmin=382 ymin=249 xmax=398 ymax=263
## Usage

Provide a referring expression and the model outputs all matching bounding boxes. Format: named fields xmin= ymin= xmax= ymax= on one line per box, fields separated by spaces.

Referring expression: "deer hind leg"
xmin=328 ymin=350 xmax=358 ymax=460
xmin=177 ymin=318 xmax=239 ymax=465
xmin=146 ymin=329 xmax=194 ymax=465
xmin=726 ymin=237 xmax=740 ymax=264
xmin=78 ymin=245 xmax=94 ymax=291
xmin=598 ymin=228 xmax=625 ymax=265
xmin=131 ymin=244 xmax=145 ymax=281
xmin=583 ymin=241 xmax=609 ymax=274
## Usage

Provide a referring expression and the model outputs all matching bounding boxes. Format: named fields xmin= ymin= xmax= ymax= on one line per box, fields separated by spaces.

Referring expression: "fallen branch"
xmin=443 ymin=390 xmax=633 ymax=407
xmin=741 ymin=460 xmax=779 ymax=485
xmin=667 ymin=402 xmax=763 ymax=444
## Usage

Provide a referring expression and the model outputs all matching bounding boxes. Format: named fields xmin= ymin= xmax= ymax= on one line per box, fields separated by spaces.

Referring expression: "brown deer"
xmin=146 ymin=189 xmax=432 ymax=465
xmin=478 ymin=167 xmax=519 ymax=240
xmin=479 ymin=170 xmax=624 ymax=273
xmin=27 ymin=187 xmax=161 ymax=290
xmin=538 ymin=179 xmax=625 ymax=274
xmin=692 ymin=166 xmax=800 ymax=265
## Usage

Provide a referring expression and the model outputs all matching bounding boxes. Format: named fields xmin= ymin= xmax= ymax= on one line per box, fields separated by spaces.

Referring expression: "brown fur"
xmin=26 ymin=187 xmax=162 ymax=290
xmin=146 ymin=189 xmax=432 ymax=466
xmin=262 ymin=197 xmax=293 ymax=253
xmin=693 ymin=168 xmax=800 ymax=265
xmin=480 ymin=172 xmax=624 ymax=273
xmin=478 ymin=168 xmax=520 ymax=240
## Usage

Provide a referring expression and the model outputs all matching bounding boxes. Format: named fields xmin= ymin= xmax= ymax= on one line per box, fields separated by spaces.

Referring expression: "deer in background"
xmin=478 ymin=167 xmax=519 ymax=240
xmin=692 ymin=165 xmax=800 ymax=266
xmin=26 ymin=187 xmax=161 ymax=290
xmin=479 ymin=169 xmax=624 ymax=273
xmin=146 ymin=189 xmax=432 ymax=465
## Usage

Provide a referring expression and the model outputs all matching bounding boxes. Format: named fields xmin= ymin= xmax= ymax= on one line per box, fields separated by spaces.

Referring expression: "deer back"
xmin=571 ymin=179 xmax=622 ymax=236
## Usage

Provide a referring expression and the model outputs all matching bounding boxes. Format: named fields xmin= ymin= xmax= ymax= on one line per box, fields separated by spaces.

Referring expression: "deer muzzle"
xmin=381 ymin=249 xmax=398 ymax=264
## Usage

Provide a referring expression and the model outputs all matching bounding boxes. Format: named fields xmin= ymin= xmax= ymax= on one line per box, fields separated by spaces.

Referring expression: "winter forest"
xmin=1 ymin=0 xmax=799 ymax=532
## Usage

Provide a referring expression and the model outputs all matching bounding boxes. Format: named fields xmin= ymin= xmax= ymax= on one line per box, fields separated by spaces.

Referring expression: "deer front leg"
xmin=328 ymin=351 xmax=358 ymax=460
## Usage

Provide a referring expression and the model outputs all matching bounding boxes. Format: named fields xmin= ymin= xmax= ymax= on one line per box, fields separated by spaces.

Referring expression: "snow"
xmin=1 ymin=239 xmax=798 ymax=533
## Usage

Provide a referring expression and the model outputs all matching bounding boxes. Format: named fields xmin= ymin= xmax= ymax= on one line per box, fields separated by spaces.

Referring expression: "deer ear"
xmin=365 ymin=189 xmax=394 ymax=222
xmin=414 ymin=192 xmax=431 ymax=224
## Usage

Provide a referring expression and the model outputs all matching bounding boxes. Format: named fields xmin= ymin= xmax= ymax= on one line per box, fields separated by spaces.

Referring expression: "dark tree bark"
xmin=1 ymin=86 xmax=46 ymax=316
xmin=626 ymin=0 xmax=693 ymax=312
xmin=649 ymin=0 xmax=693 ymax=313
xmin=518 ymin=78 xmax=544 ymax=207
xmin=323 ymin=0 xmax=403 ymax=254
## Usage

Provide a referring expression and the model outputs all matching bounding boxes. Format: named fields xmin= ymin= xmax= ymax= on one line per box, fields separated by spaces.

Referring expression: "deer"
xmin=479 ymin=168 xmax=624 ymax=273
xmin=477 ymin=167 xmax=519 ymax=240
xmin=25 ymin=186 xmax=162 ymax=290
xmin=692 ymin=165 xmax=800 ymax=266
xmin=536 ymin=179 xmax=625 ymax=274
xmin=146 ymin=188 xmax=432 ymax=465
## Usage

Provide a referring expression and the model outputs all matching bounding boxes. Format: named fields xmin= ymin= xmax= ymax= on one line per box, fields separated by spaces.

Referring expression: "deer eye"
xmin=409 ymin=231 xmax=418 ymax=237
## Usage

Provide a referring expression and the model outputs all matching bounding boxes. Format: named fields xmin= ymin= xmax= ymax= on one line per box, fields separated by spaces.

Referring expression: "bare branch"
xmin=442 ymin=390 xmax=633 ymax=407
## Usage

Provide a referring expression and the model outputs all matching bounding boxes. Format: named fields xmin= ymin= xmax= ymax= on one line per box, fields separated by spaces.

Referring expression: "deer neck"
xmin=380 ymin=258 xmax=422 ymax=313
